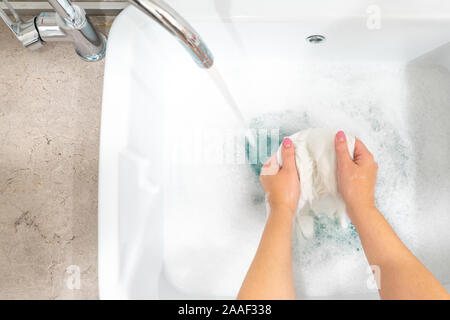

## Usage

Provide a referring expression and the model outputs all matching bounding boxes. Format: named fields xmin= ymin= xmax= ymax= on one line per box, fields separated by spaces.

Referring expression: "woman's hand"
xmin=334 ymin=131 xmax=378 ymax=219
xmin=335 ymin=131 xmax=450 ymax=300
xmin=238 ymin=137 xmax=299 ymax=300
xmin=260 ymin=137 xmax=300 ymax=219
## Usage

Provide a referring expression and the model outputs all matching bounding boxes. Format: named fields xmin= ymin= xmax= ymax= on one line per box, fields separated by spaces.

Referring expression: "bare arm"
xmin=335 ymin=131 xmax=449 ymax=300
xmin=237 ymin=137 xmax=299 ymax=300
xmin=237 ymin=209 xmax=295 ymax=300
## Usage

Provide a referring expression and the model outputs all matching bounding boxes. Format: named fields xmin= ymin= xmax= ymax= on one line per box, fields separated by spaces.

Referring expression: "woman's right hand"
xmin=334 ymin=131 xmax=378 ymax=219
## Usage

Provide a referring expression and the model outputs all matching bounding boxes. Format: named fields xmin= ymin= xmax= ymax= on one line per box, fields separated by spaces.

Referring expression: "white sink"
xmin=99 ymin=0 xmax=450 ymax=299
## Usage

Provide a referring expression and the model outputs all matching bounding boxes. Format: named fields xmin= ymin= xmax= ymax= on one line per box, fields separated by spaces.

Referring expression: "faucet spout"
xmin=128 ymin=0 xmax=214 ymax=68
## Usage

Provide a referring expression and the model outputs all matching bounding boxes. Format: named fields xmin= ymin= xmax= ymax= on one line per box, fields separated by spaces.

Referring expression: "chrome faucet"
xmin=128 ymin=0 xmax=214 ymax=68
xmin=0 ymin=0 xmax=106 ymax=61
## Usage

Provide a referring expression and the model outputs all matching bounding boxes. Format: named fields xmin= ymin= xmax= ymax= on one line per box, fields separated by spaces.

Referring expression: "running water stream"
xmin=207 ymin=66 xmax=257 ymax=147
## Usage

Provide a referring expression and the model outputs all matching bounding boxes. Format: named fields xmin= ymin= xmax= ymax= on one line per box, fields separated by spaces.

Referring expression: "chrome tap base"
xmin=0 ymin=0 xmax=107 ymax=62
xmin=76 ymin=32 xmax=107 ymax=62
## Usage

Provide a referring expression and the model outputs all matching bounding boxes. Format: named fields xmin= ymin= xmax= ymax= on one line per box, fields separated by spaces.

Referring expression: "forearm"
xmin=237 ymin=209 xmax=296 ymax=300
xmin=351 ymin=207 xmax=449 ymax=300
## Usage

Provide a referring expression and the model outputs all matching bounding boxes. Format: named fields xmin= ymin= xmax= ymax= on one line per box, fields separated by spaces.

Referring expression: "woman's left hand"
xmin=238 ymin=136 xmax=299 ymax=300
xmin=260 ymin=137 xmax=300 ymax=219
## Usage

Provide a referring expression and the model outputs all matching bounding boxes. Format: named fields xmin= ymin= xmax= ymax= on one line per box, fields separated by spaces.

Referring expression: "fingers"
xmin=353 ymin=138 xmax=374 ymax=164
xmin=335 ymin=132 xmax=375 ymax=167
xmin=335 ymin=130 xmax=352 ymax=169
xmin=280 ymin=137 xmax=296 ymax=172
xmin=260 ymin=153 xmax=279 ymax=176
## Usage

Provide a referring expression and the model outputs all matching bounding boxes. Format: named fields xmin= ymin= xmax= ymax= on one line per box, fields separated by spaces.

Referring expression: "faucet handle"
xmin=0 ymin=0 xmax=44 ymax=49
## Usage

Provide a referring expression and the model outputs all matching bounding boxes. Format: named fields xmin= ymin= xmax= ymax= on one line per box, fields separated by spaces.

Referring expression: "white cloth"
xmin=277 ymin=128 xmax=355 ymax=238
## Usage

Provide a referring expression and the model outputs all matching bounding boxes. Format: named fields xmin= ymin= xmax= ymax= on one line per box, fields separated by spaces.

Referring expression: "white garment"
xmin=277 ymin=128 xmax=355 ymax=238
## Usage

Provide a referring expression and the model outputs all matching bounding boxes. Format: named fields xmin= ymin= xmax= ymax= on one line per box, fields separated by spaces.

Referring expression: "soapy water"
xmin=163 ymin=63 xmax=450 ymax=298
xmin=247 ymin=104 xmax=412 ymax=296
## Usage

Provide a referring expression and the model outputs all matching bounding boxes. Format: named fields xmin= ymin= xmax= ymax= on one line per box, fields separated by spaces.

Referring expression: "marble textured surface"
xmin=0 ymin=19 xmax=108 ymax=299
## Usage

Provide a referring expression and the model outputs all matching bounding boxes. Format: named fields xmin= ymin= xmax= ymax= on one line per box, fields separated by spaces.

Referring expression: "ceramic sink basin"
xmin=99 ymin=0 xmax=450 ymax=299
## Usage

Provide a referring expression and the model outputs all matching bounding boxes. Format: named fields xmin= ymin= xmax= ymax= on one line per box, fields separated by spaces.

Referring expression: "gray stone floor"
xmin=0 ymin=18 xmax=110 ymax=299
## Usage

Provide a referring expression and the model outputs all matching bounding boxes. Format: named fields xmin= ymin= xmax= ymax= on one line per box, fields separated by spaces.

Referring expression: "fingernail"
xmin=283 ymin=137 xmax=292 ymax=148
xmin=336 ymin=131 xmax=345 ymax=142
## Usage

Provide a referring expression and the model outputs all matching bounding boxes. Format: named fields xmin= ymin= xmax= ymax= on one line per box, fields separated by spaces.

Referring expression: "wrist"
xmin=346 ymin=203 xmax=379 ymax=222
xmin=268 ymin=205 xmax=296 ymax=224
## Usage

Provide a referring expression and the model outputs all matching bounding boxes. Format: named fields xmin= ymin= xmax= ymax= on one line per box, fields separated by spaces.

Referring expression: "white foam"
xmin=162 ymin=61 xmax=450 ymax=298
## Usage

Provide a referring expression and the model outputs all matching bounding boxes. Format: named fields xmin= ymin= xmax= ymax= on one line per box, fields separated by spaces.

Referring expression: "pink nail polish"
xmin=336 ymin=131 xmax=345 ymax=142
xmin=283 ymin=137 xmax=292 ymax=148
